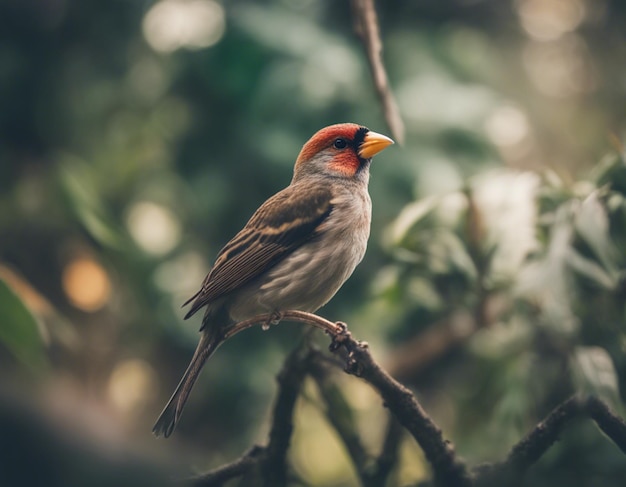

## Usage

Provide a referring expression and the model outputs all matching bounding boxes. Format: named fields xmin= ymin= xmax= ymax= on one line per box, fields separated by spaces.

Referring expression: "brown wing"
xmin=183 ymin=184 xmax=333 ymax=319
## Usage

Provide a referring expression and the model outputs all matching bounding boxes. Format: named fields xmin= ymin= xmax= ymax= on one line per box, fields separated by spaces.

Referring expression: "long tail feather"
xmin=152 ymin=329 xmax=222 ymax=438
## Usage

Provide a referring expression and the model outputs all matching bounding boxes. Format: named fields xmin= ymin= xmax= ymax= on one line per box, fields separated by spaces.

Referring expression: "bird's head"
xmin=293 ymin=123 xmax=394 ymax=183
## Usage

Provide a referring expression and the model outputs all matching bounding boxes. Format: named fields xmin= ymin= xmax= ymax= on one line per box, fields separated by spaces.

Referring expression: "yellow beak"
xmin=358 ymin=130 xmax=394 ymax=159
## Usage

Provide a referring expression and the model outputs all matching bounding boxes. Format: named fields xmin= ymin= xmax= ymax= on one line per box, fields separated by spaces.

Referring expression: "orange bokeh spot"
xmin=62 ymin=257 xmax=111 ymax=312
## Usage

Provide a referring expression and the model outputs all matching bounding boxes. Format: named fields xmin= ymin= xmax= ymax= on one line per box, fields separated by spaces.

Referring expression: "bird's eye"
xmin=333 ymin=138 xmax=348 ymax=149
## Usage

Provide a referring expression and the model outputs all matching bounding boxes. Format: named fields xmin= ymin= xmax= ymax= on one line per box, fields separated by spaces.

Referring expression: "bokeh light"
xmin=516 ymin=0 xmax=586 ymax=41
xmin=522 ymin=35 xmax=595 ymax=98
xmin=126 ymin=201 xmax=182 ymax=256
xmin=108 ymin=359 xmax=159 ymax=417
xmin=142 ymin=0 xmax=225 ymax=53
xmin=62 ymin=257 xmax=112 ymax=312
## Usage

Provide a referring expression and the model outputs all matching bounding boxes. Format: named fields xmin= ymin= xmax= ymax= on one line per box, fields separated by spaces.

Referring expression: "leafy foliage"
xmin=377 ymin=152 xmax=626 ymax=482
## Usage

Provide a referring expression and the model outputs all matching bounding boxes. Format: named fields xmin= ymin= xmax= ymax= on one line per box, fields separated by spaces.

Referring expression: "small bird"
xmin=153 ymin=123 xmax=393 ymax=437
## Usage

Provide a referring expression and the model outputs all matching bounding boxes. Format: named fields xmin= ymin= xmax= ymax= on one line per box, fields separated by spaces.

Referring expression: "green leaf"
xmin=574 ymin=192 xmax=620 ymax=276
xmin=0 ymin=278 xmax=48 ymax=370
xmin=386 ymin=195 xmax=440 ymax=247
xmin=57 ymin=158 xmax=123 ymax=249
xmin=441 ymin=230 xmax=478 ymax=280
xmin=566 ymin=248 xmax=617 ymax=289
xmin=516 ymin=203 xmax=578 ymax=333
xmin=590 ymin=152 xmax=626 ymax=195
xmin=405 ymin=276 xmax=443 ymax=310
xmin=571 ymin=346 xmax=620 ymax=405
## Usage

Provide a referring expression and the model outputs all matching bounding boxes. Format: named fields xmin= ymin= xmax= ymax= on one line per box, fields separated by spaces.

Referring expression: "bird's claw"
xmin=328 ymin=321 xmax=350 ymax=352
xmin=261 ymin=311 xmax=284 ymax=331
xmin=327 ymin=323 xmax=368 ymax=376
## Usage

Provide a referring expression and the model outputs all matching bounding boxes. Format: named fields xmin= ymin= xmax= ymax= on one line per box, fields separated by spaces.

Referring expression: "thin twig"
xmin=191 ymin=343 xmax=314 ymax=487
xmin=387 ymin=294 xmax=511 ymax=382
xmin=223 ymin=310 xmax=343 ymax=341
xmin=309 ymin=354 xmax=371 ymax=485
xmin=309 ymin=350 xmax=403 ymax=487
xmin=506 ymin=396 xmax=580 ymax=475
xmin=475 ymin=395 xmax=626 ymax=487
xmin=262 ymin=343 xmax=314 ymax=487
xmin=350 ymin=0 xmax=405 ymax=144
xmin=368 ymin=415 xmax=404 ymax=487
xmin=587 ymin=396 xmax=626 ymax=453
xmin=191 ymin=446 xmax=263 ymax=487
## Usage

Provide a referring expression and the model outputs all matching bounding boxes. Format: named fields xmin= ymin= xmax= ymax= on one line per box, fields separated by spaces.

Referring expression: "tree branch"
xmin=191 ymin=342 xmax=314 ymax=487
xmin=261 ymin=343 xmax=313 ymax=487
xmin=191 ymin=446 xmax=263 ymax=487
xmin=309 ymin=353 xmax=372 ymax=485
xmin=475 ymin=395 xmax=626 ymax=487
xmin=387 ymin=293 xmax=511 ymax=382
xmin=339 ymin=330 xmax=472 ymax=487
xmin=587 ymin=396 xmax=626 ymax=453
xmin=350 ymin=0 xmax=405 ymax=144
xmin=368 ymin=414 xmax=404 ymax=487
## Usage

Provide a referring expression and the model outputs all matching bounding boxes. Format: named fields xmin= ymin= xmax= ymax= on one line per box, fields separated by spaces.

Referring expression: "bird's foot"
xmin=261 ymin=311 xmax=283 ymax=331
xmin=328 ymin=321 xmax=351 ymax=352
xmin=327 ymin=322 xmax=369 ymax=376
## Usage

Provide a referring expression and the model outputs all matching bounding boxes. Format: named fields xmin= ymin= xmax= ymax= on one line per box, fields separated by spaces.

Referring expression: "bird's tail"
xmin=152 ymin=329 xmax=223 ymax=438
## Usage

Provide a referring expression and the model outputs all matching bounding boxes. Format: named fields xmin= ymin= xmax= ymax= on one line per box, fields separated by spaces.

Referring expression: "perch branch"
xmin=340 ymin=331 xmax=472 ymax=487
xmin=350 ymin=0 xmax=405 ymax=144
xmin=223 ymin=310 xmax=344 ymax=341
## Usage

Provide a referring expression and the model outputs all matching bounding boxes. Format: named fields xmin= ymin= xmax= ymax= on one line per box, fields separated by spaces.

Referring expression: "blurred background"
xmin=1 ymin=0 xmax=626 ymax=486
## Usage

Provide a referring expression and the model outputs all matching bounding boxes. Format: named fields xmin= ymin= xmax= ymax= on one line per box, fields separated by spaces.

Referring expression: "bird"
xmin=153 ymin=123 xmax=393 ymax=437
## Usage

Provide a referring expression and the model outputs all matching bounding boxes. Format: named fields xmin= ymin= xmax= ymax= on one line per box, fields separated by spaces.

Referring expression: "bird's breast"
xmin=228 ymin=185 xmax=372 ymax=320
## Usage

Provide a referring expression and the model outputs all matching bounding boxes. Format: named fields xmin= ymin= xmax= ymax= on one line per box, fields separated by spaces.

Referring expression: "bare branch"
xmin=223 ymin=310 xmax=343 ymax=341
xmin=368 ymin=416 xmax=404 ymax=487
xmin=388 ymin=294 xmax=511 ymax=382
xmin=350 ymin=0 xmax=405 ymax=144
xmin=587 ymin=396 xmax=626 ymax=453
xmin=505 ymin=396 xmax=580 ymax=475
xmin=309 ymin=354 xmax=371 ymax=484
xmin=262 ymin=343 xmax=314 ymax=487
xmin=476 ymin=395 xmax=626 ymax=487
xmin=340 ymin=335 xmax=472 ymax=487
xmin=191 ymin=446 xmax=263 ymax=487
xmin=190 ymin=342 xmax=314 ymax=487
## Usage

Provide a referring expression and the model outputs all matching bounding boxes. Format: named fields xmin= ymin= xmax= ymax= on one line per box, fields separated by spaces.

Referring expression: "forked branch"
xmin=222 ymin=311 xmax=471 ymax=487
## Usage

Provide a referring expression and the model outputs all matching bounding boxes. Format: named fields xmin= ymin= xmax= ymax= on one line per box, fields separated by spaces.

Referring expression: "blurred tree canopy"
xmin=1 ymin=0 xmax=626 ymax=486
